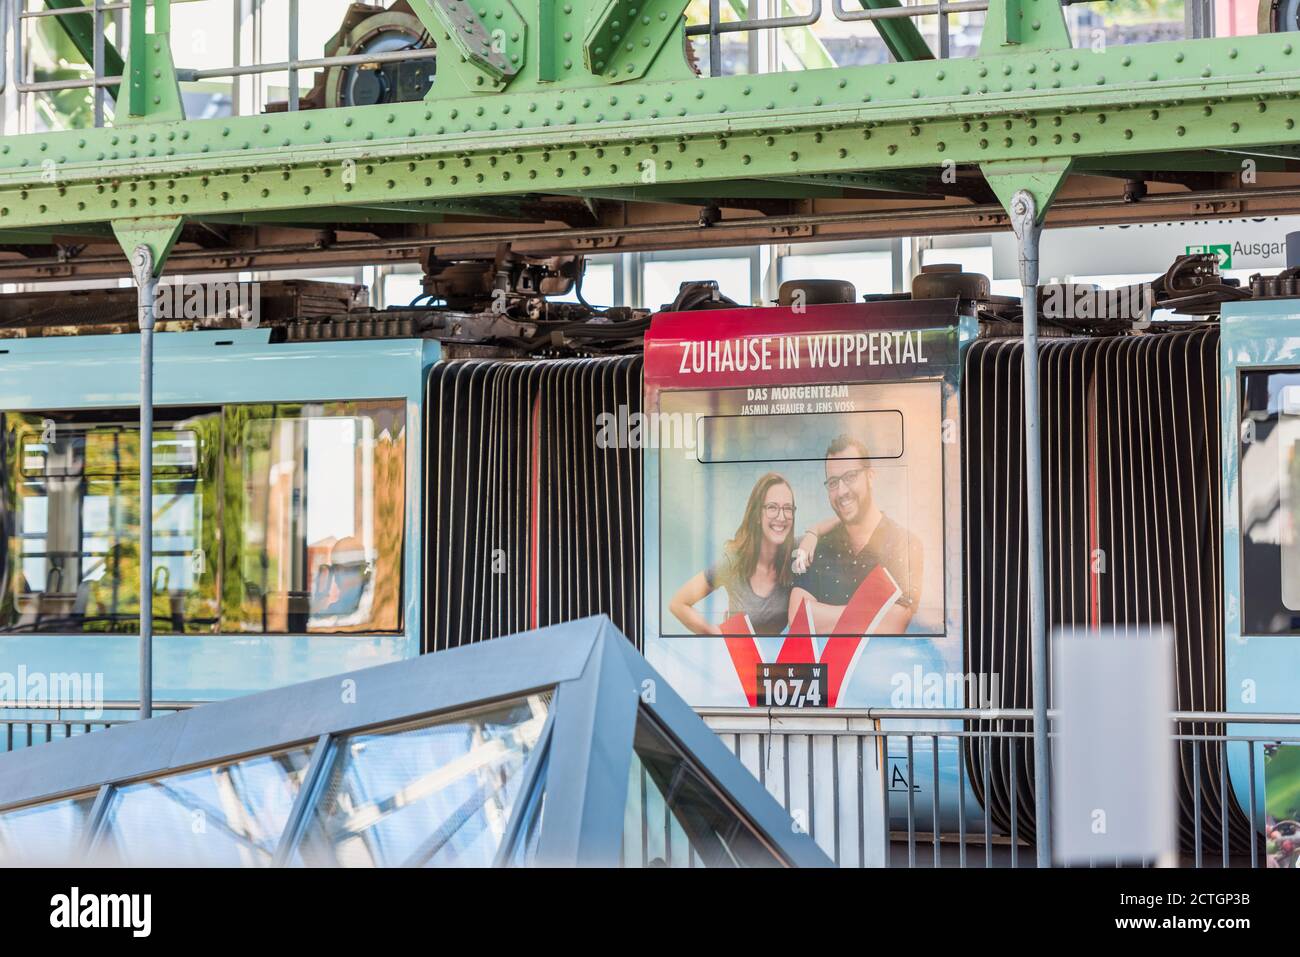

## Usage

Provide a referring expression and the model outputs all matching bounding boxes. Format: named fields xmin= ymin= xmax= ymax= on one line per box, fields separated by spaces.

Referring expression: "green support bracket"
xmin=122 ymin=0 xmax=184 ymax=122
xmin=855 ymin=0 xmax=934 ymax=62
xmin=408 ymin=0 xmax=527 ymax=94
xmin=979 ymin=0 xmax=1070 ymax=54
xmin=583 ymin=0 xmax=690 ymax=82
xmin=46 ymin=0 xmax=126 ymax=103
xmin=111 ymin=216 xmax=184 ymax=275
xmin=981 ymin=158 xmax=1072 ymax=224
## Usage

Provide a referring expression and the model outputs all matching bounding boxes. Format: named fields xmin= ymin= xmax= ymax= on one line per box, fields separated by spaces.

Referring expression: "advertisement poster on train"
xmin=645 ymin=303 xmax=965 ymax=711
xmin=1265 ymin=744 xmax=1300 ymax=868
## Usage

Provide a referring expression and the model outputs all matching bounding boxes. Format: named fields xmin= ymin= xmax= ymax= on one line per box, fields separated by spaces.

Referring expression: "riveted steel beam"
xmin=583 ymin=0 xmax=691 ymax=82
xmin=122 ymin=0 xmax=184 ymax=123
xmin=408 ymin=0 xmax=528 ymax=94
xmin=3 ymin=34 xmax=1300 ymax=231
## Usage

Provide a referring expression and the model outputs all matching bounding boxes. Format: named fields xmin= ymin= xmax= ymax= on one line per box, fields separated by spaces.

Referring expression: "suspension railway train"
xmin=0 ymin=250 xmax=1296 ymax=858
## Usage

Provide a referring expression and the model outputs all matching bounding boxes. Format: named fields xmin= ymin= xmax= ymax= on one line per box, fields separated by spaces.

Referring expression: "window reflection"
xmin=0 ymin=398 xmax=406 ymax=636
xmin=1241 ymin=371 xmax=1300 ymax=635
xmin=228 ymin=400 xmax=406 ymax=634
xmin=1 ymin=410 xmax=220 ymax=634
xmin=622 ymin=712 xmax=783 ymax=868
xmin=0 ymin=793 xmax=97 ymax=865
xmin=295 ymin=695 xmax=549 ymax=867
xmin=96 ymin=748 xmax=314 ymax=867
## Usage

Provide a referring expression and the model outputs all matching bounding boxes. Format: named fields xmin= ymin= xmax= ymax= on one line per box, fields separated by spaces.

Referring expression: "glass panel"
xmin=1 ymin=409 xmax=221 ymax=634
xmin=505 ymin=747 xmax=548 ymax=867
xmin=623 ymin=711 xmax=783 ymax=868
xmin=225 ymin=400 xmax=406 ymax=634
xmin=644 ymin=258 xmax=751 ymax=310
xmin=0 ymin=793 xmax=98 ymax=865
xmin=96 ymin=747 xmax=315 ymax=867
xmin=1241 ymin=370 xmax=1300 ymax=635
xmin=781 ymin=250 xmax=893 ymax=297
xmin=295 ymin=694 xmax=550 ymax=867
xmin=550 ymin=262 xmax=617 ymax=307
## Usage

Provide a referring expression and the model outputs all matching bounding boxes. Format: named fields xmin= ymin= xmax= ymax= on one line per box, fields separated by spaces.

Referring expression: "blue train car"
xmin=1222 ymin=299 xmax=1300 ymax=829
xmin=0 ymin=328 xmax=437 ymax=704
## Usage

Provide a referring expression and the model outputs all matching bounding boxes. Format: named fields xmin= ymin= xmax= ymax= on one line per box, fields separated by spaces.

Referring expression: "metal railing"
xmin=0 ymin=0 xmax=1200 ymax=130
xmin=0 ymin=698 xmax=195 ymax=750
xmin=694 ymin=707 xmax=1291 ymax=868
xmin=5 ymin=0 xmax=439 ymax=125
xmin=4 ymin=698 xmax=1290 ymax=868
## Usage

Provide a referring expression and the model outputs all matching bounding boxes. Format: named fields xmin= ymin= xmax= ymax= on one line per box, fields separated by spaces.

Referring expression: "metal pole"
xmin=129 ymin=244 xmax=156 ymax=721
xmin=1010 ymin=189 xmax=1051 ymax=868
xmin=708 ymin=0 xmax=721 ymax=76
xmin=287 ymin=0 xmax=298 ymax=112
xmin=92 ymin=0 xmax=104 ymax=127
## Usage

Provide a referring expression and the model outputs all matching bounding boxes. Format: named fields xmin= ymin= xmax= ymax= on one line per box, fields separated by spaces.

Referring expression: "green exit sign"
xmin=1186 ymin=243 xmax=1232 ymax=269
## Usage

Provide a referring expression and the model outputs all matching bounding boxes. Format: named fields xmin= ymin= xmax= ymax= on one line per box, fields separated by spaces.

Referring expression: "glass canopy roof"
xmin=0 ymin=617 xmax=830 ymax=868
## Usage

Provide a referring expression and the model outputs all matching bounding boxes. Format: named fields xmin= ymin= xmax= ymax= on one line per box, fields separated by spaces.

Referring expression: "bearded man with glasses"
xmin=787 ymin=434 xmax=923 ymax=635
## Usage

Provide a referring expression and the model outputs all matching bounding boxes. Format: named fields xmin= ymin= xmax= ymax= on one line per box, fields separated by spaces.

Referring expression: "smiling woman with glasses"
xmin=668 ymin=472 xmax=803 ymax=637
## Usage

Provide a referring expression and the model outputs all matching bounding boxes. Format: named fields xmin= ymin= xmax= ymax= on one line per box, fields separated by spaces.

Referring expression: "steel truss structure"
xmin=0 ymin=0 xmax=1297 ymax=278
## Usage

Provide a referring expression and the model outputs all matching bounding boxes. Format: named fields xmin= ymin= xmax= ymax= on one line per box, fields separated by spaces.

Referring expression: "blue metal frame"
xmin=0 ymin=328 xmax=441 ymax=704
xmin=0 ymin=616 xmax=832 ymax=868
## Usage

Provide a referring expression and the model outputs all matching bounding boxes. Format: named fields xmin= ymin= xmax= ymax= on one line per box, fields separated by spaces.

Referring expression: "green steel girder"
xmin=1074 ymin=151 xmax=1296 ymax=173
xmin=408 ymin=0 xmax=528 ymax=94
xmin=5 ymin=33 xmax=1300 ymax=233
xmin=111 ymin=215 xmax=184 ymax=275
xmin=856 ymin=0 xmax=934 ymax=62
xmin=561 ymin=180 xmax=851 ymax=199
xmin=583 ymin=0 xmax=690 ymax=82
xmin=46 ymin=0 xmax=126 ymax=103
xmin=205 ymin=196 xmax=556 ymax=223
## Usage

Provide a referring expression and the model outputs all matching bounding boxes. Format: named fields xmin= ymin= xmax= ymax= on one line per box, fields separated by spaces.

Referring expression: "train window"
xmin=0 ymin=409 xmax=221 ymax=634
xmin=1240 ymin=371 xmax=1300 ymax=635
xmin=224 ymin=400 xmax=406 ymax=635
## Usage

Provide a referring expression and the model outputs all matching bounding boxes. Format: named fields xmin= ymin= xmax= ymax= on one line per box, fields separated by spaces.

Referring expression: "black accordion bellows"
xmin=962 ymin=329 xmax=1246 ymax=856
xmin=425 ymin=356 xmax=644 ymax=653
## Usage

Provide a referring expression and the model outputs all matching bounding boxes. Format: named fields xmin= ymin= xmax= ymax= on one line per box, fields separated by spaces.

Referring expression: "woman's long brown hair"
xmin=724 ymin=472 xmax=794 ymax=586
